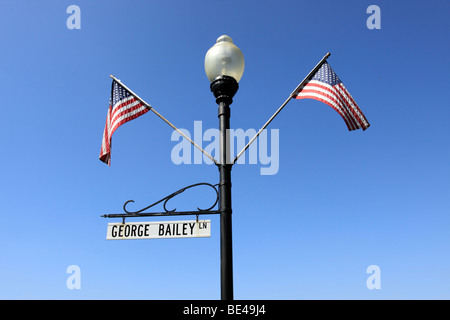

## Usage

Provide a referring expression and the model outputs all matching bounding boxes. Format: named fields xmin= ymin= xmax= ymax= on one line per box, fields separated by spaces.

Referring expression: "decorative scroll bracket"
xmin=101 ymin=182 xmax=220 ymax=222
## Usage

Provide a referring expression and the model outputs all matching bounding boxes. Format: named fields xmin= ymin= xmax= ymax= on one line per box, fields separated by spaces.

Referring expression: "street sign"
xmin=106 ymin=220 xmax=211 ymax=240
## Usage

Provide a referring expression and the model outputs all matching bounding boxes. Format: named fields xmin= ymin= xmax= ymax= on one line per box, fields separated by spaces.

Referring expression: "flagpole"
xmin=110 ymin=75 xmax=218 ymax=165
xmin=232 ymin=52 xmax=331 ymax=165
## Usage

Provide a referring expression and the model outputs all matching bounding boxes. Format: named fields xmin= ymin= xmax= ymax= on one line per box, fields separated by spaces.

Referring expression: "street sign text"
xmin=106 ymin=220 xmax=211 ymax=240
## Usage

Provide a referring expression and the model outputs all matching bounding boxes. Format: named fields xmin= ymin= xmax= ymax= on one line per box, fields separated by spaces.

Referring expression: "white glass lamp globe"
xmin=204 ymin=35 xmax=245 ymax=83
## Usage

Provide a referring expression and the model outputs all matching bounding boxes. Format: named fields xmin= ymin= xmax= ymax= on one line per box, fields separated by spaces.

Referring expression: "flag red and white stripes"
xmin=293 ymin=62 xmax=370 ymax=131
xmin=99 ymin=80 xmax=149 ymax=165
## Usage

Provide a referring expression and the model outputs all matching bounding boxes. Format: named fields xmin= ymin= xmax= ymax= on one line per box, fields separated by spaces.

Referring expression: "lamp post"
xmin=205 ymin=35 xmax=245 ymax=300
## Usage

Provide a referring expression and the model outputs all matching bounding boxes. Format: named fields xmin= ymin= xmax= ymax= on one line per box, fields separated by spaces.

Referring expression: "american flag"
xmin=99 ymin=80 xmax=149 ymax=165
xmin=293 ymin=62 xmax=370 ymax=131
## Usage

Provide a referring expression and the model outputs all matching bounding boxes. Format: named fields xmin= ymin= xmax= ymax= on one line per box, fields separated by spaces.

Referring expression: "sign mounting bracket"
xmin=101 ymin=182 xmax=220 ymax=221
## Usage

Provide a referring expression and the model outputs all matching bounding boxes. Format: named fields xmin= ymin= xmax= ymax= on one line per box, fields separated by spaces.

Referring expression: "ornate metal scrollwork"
xmin=122 ymin=182 xmax=219 ymax=215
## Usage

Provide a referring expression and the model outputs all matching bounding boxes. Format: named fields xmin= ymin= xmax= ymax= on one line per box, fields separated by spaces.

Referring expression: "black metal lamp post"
xmin=205 ymin=35 xmax=245 ymax=300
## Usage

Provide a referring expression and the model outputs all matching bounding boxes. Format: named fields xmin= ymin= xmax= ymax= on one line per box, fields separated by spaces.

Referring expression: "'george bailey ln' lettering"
xmin=159 ymin=222 xmax=195 ymax=236
xmin=110 ymin=223 xmax=151 ymax=238
xmin=106 ymin=220 xmax=211 ymax=240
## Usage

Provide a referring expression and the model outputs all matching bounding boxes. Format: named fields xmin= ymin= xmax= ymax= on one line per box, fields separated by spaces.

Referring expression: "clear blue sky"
xmin=0 ymin=0 xmax=449 ymax=299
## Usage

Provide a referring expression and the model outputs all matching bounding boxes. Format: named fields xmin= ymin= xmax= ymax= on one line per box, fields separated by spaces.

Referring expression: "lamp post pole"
xmin=205 ymin=35 xmax=244 ymax=300
xmin=210 ymin=76 xmax=239 ymax=300
xmin=218 ymin=99 xmax=233 ymax=301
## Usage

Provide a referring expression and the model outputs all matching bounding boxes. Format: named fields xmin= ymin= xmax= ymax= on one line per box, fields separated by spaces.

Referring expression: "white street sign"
xmin=106 ymin=220 xmax=211 ymax=240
